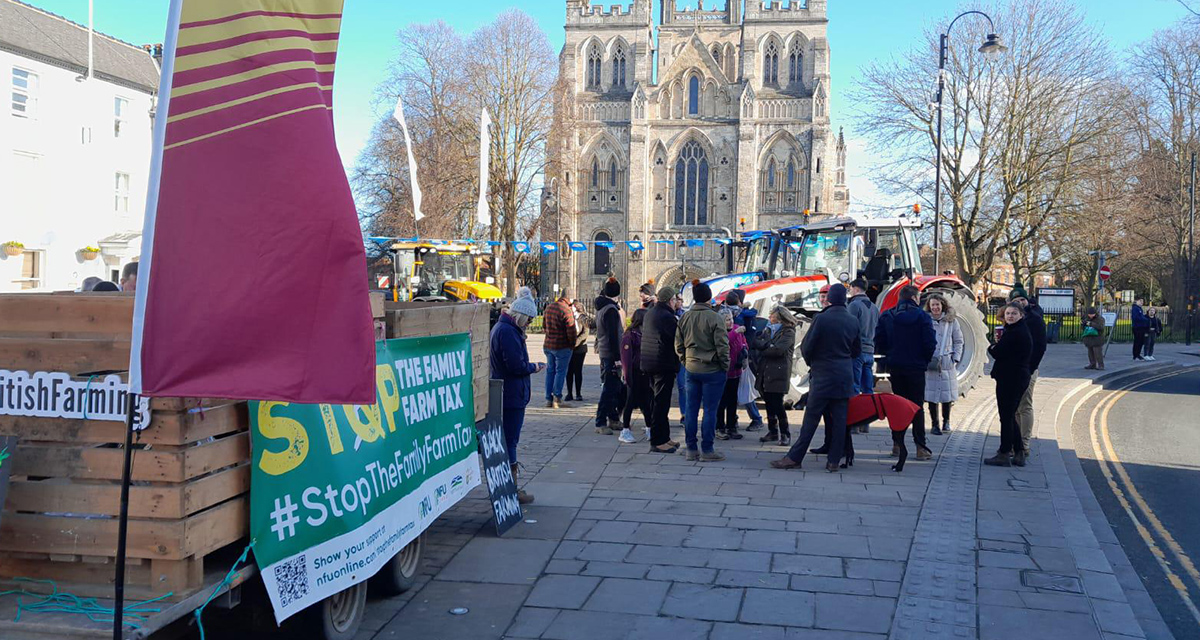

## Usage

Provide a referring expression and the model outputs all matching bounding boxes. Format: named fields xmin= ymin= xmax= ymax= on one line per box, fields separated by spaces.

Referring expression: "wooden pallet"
xmin=384 ymin=301 xmax=492 ymax=423
xmin=0 ymin=294 xmax=249 ymax=602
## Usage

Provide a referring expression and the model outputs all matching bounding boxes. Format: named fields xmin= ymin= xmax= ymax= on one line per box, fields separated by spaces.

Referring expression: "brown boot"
xmin=511 ymin=463 xmax=534 ymax=504
xmin=770 ymin=456 xmax=802 ymax=470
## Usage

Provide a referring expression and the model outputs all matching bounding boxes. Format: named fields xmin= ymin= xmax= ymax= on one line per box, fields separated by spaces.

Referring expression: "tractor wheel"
xmin=936 ymin=287 xmax=987 ymax=397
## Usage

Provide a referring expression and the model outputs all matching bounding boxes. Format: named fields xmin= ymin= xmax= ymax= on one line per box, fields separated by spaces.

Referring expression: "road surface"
xmin=1074 ymin=366 xmax=1200 ymax=640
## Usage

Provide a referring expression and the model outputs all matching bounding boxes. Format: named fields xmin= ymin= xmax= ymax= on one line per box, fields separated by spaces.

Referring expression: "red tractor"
xmin=709 ymin=215 xmax=987 ymax=403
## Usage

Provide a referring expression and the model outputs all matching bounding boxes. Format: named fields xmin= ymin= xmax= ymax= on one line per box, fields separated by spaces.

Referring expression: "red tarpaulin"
xmin=130 ymin=0 xmax=374 ymax=404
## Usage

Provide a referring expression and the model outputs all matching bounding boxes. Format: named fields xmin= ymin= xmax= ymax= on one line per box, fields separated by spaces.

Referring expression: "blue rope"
xmin=194 ymin=540 xmax=255 ymax=640
xmin=0 ymin=577 xmax=171 ymax=629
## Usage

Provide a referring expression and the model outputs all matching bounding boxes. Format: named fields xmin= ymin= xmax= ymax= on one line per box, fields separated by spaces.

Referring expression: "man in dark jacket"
xmin=641 ymin=286 xmax=682 ymax=453
xmin=772 ymin=284 xmax=861 ymax=471
xmin=847 ymin=278 xmax=878 ymax=434
xmin=1131 ymin=297 xmax=1149 ymax=360
xmin=594 ymin=278 xmax=625 ymax=435
xmin=490 ymin=292 xmax=545 ymax=504
xmin=1010 ymin=289 xmax=1046 ymax=457
xmin=875 ymin=285 xmax=937 ymax=460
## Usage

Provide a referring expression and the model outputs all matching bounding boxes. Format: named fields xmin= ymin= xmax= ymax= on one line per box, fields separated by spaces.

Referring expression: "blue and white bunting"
xmin=569 ymin=241 xmax=588 ymax=251
xmin=652 ymin=239 xmax=675 ymax=245
xmin=596 ymin=241 xmax=615 ymax=249
xmin=685 ymin=239 xmax=705 ymax=248
xmin=513 ymin=242 xmax=531 ymax=254
xmin=714 ymin=238 xmax=733 ymax=246
xmin=540 ymin=242 xmax=558 ymax=253
xmin=626 ymin=241 xmax=644 ymax=251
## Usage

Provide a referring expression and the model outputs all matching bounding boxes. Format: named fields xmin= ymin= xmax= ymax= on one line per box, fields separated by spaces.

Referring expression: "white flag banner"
xmin=477 ymin=108 xmax=492 ymax=226
xmin=393 ymin=96 xmax=424 ymax=221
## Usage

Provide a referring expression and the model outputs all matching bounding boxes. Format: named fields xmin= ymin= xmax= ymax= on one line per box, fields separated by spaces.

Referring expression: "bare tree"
xmin=852 ymin=0 xmax=1118 ymax=289
xmin=353 ymin=13 xmax=558 ymax=296
xmin=1123 ymin=22 xmax=1200 ymax=322
xmin=465 ymin=10 xmax=557 ymax=296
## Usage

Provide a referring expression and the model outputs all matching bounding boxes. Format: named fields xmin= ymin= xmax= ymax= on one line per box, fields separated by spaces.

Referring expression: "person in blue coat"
xmin=1131 ymin=297 xmax=1150 ymax=361
xmin=490 ymin=288 xmax=544 ymax=504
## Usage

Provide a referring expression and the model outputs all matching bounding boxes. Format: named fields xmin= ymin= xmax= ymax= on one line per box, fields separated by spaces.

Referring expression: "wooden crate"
xmin=384 ymin=301 xmax=492 ymax=423
xmin=0 ymin=294 xmax=249 ymax=601
xmin=0 ymin=294 xmax=493 ymax=602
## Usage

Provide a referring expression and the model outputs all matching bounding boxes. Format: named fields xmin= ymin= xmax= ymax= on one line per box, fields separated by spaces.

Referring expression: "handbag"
xmin=738 ymin=368 xmax=760 ymax=404
xmin=1082 ymin=326 xmax=1099 ymax=338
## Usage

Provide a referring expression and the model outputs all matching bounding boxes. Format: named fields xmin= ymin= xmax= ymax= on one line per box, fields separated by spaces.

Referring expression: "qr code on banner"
xmin=274 ymin=555 xmax=309 ymax=608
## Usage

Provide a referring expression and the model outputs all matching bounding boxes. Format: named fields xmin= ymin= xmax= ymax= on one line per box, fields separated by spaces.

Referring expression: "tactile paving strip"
xmin=888 ymin=398 xmax=995 ymax=639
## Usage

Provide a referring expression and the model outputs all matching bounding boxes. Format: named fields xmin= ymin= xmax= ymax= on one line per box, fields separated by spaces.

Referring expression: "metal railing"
xmin=985 ymin=305 xmax=1180 ymax=343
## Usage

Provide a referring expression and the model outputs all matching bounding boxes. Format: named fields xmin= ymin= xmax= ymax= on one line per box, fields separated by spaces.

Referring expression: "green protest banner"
xmin=250 ymin=334 xmax=480 ymax=623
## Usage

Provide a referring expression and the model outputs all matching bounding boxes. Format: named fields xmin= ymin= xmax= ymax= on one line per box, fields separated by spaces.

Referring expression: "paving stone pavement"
xmin=355 ymin=338 xmax=1185 ymax=640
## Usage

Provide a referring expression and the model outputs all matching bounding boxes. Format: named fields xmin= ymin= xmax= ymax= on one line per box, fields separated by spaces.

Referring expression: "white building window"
xmin=11 ymin=67 xmax=38 ymax=117
xmin=114 ymin=97 xmax=129 ymax=137
xmin=115 ymin=172 xmax=131 ymax=212
xmin=14 ymin=250 xmax=44 ymax=290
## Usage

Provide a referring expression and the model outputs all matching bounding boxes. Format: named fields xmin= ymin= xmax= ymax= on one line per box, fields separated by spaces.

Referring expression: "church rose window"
xmin=674 ymin=141 xmax=709 ymax=226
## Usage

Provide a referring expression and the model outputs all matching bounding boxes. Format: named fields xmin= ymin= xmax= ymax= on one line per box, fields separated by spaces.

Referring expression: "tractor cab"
xmin=784 ymin=217 xmax=922 ymax=305
xmin=386 ymin=242 xmax=503 ymax=303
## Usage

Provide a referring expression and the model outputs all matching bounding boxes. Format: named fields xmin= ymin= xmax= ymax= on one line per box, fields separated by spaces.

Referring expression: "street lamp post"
xmin=933 ymin=11 xmax=1007 ymax=275
xmin=1187 ymin=152 xmax=1195 ymax=345
xmin=545 ymin=178 xmax=562 ymax=297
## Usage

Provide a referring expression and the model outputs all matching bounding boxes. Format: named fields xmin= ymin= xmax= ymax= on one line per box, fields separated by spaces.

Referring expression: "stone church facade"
xmin=552 ymin=0 xmax=849 ymax=302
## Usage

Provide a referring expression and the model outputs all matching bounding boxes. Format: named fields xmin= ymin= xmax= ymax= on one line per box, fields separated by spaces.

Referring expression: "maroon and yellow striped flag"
xmin=130 ymin=0 xmax=375 ymax=405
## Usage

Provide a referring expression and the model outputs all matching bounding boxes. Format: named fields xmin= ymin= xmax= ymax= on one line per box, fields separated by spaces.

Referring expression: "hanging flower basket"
xmin=2 ymin=241 xmax=23 ymax=257
xmin=79 ymin=246 xmax=101 ymax=261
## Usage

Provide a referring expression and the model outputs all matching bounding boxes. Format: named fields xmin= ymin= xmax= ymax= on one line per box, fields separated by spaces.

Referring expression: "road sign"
xmin=1099 ymin=265 xmax=1112 ymax=281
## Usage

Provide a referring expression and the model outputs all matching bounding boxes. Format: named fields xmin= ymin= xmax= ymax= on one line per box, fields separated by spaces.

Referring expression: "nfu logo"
xmin=418 ymin=496 xmax=433 ymax=519
xmin=435 ymin=484 xmax=448 ymax=504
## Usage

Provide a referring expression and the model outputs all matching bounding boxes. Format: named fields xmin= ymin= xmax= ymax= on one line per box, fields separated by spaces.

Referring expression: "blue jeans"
xmin=853 ymin=353 xmax=875 ymax=395
xmin=544 ymin=347 xmax=573 ymax=401
xmin=685 ymin=370 xmax=725 ymax=453
xmin=743 ymin=399 xmax=763 ymax=422
xmin=596 ymin=358 xmax=624 ymax=427
xmin=676 ymin=367 xmax=687 ymax=415
xmin=502 ymin=407 xmax=525 ymax=465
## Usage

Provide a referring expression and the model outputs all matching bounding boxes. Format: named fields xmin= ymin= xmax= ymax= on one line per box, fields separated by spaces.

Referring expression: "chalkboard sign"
xmin=0 ymin=436 xmax=14 ymax=529
xmin=477 ymin=381 xmax=522 ymax=536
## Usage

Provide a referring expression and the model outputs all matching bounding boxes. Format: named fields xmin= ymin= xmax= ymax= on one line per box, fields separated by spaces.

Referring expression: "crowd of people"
xmin=490 ymin=275 xmax=1057 ymax=499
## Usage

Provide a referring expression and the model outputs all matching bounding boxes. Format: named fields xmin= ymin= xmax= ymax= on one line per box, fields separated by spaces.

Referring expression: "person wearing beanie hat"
xmin=826 ymin=283 xmax=848 ymax=307
xmin=639 ymin=280 xmax=657 ymax=308
xmin=875 ymin=285 xmax=937 ymax=461
xmin=819 ymin=284 xmax=831 ymax=308
xmin=642 ymin=286 xmax=683 ymax=453
xmin=594 ymin=278 xmax=626 ymax=434
xmin=602 ymin=277 xmax=622 ymax=299
xmin=1008 ymin=283 xmax=1029 ymax=302
xmin=675 ymin=280 xmax=730 ymax=461
xmin=490 ymin=287 xmax=546 ymax=505
xmin=771 ymin=286 xmax=861 ymax=472
xmin=722 ymin=287 xmax=764 ymax=431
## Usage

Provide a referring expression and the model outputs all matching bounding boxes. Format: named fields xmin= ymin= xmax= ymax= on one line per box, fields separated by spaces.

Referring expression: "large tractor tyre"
xmin=935 ymin=287 xmax=987 ymax=397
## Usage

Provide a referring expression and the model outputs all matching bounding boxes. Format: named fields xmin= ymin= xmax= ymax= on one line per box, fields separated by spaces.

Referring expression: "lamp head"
xmin=979 ymin=33 xmax=1007 ymax=58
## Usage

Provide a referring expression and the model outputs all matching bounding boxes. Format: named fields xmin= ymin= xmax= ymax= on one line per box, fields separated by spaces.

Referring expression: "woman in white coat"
xmin=924 ymin=293 xmax=963 ymax=435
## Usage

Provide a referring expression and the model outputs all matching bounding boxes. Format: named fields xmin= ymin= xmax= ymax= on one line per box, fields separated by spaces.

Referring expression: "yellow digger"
xmin=386 ymin=241 xmax=503 ymax=303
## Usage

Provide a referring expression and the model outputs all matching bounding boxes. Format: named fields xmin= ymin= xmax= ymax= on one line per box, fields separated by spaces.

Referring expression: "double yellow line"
xmin=1087 ymin=368 xmax=1200 ymax=626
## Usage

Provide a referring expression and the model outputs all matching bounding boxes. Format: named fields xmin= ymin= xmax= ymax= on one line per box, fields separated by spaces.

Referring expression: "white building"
xmin=0 ymin=0 xmax=158 ymax=292
xmin=553 ymin=0 xmax=849 ymax=300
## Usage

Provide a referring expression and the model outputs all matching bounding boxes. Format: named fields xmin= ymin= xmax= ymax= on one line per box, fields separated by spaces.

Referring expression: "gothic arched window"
xmin=609 ymin=158 xmax=618 ymax=187
xmin=585 ymin=152 xmax=624 ymax=212
xmin=789 ymin=49 xmax=801 ymax=85
xmin=760 ymin=151 xmax=803 ymax=213
xmin=612 ymin=47 xmax=627 ymax=89
xmin=711 ymin=46 xmax=721 ymax=66
xmin=587 ymin=44 xmax=602 ymax=89
xmin=591 ymin=156 xmax=599 ymax=187
xmin=688 ymin=76 xmax=700 ymax=116
xmin=763 ymin=42 xmax=779 ymax=86
xmin=594 ymin=231 xmax=611 ymax=275
xmin=673 ymin=141 xmax=710 ymax=226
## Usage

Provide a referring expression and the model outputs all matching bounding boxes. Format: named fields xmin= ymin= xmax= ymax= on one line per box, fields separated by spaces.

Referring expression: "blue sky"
xmin=30 ymin=0 xmax=1195 ymax=210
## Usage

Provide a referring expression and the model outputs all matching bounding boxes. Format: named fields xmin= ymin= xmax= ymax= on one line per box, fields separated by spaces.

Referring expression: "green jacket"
xmin=675 ymin=302 xmax=730 ymax=374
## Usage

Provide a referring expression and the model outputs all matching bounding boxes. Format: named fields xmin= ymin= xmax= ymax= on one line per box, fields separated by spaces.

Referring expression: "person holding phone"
xmin=490 ymin=287 xmax=545 ymax=504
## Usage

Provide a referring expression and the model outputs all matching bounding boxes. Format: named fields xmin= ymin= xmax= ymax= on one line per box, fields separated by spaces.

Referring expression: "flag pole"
xmin=113 ymin=393 xmax=137 ymax=639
